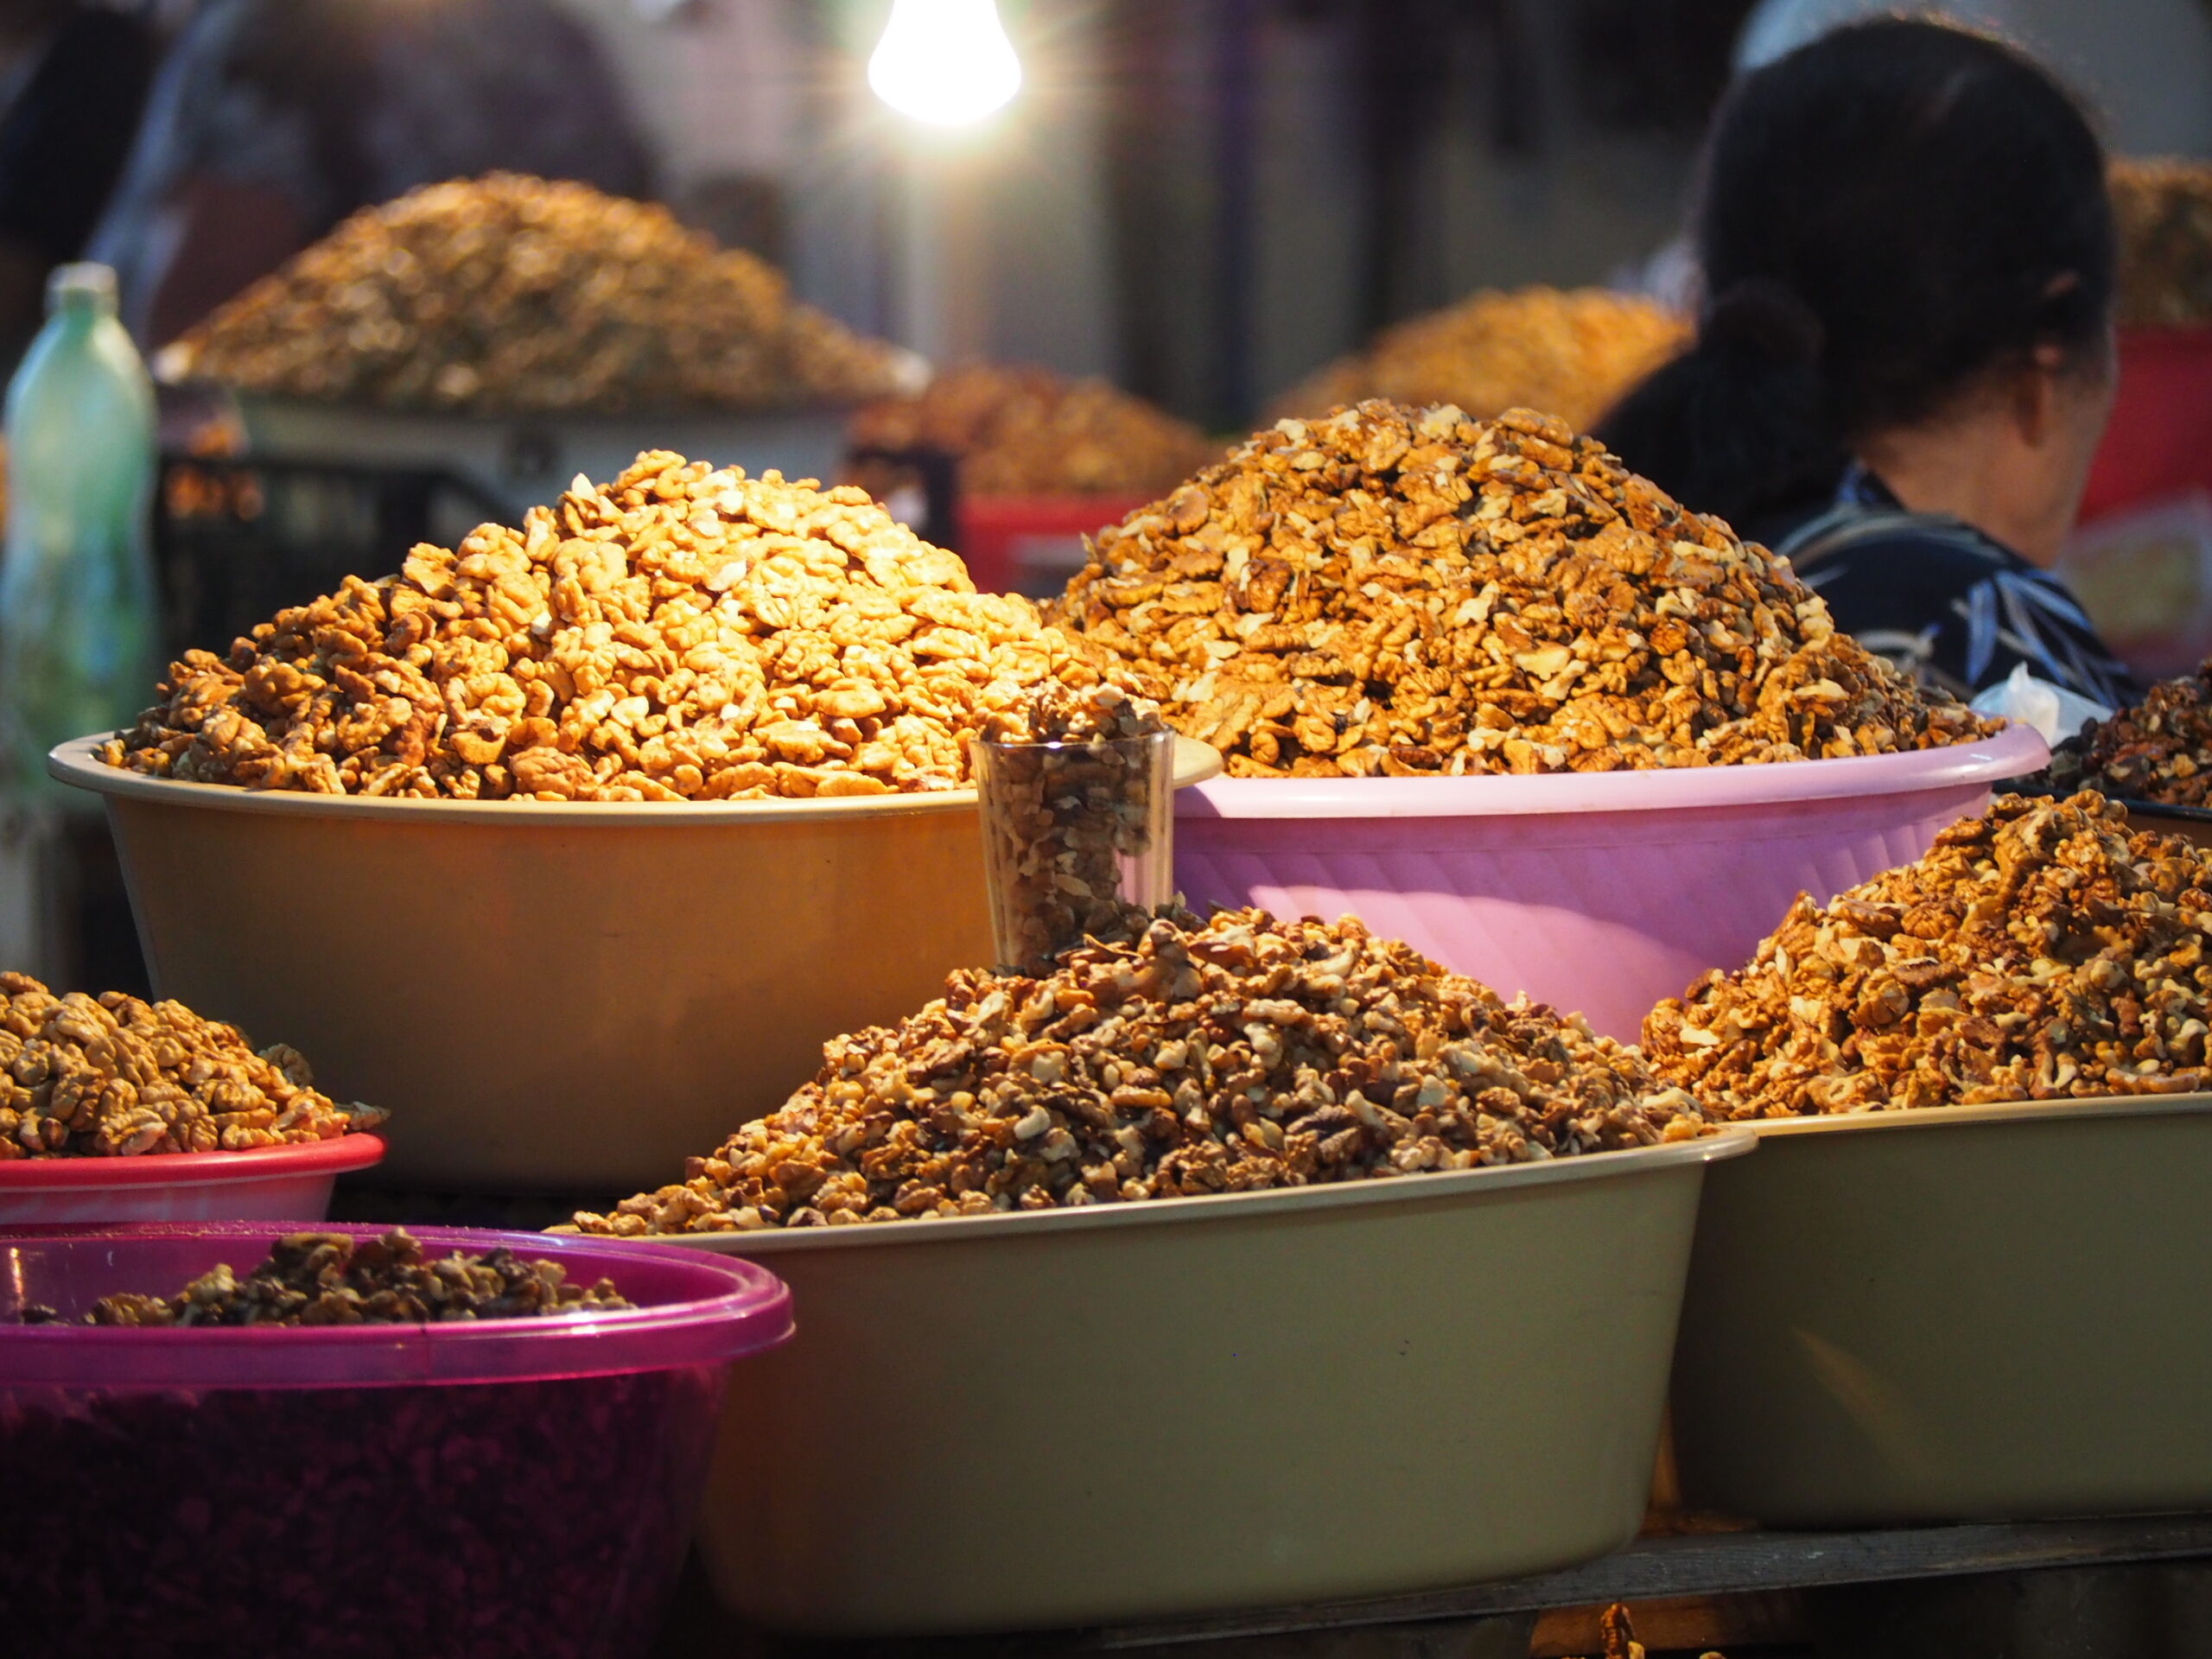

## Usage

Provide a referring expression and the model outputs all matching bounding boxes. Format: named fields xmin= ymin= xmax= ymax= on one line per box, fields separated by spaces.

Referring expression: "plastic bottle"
xmin=0 ymin=263 xmax=157 ymax=810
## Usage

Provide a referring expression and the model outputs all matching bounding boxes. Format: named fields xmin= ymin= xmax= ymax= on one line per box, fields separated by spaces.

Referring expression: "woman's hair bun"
xmin=1599 ymin=20 xmax=2113 ymax=533
xmin=1700 ymin=277 xmax=1825 ymax=370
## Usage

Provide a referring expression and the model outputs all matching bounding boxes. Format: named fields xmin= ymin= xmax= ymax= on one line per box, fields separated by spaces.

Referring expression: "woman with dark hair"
xmin=1599 ymin=19 xmax=2138 ymax=706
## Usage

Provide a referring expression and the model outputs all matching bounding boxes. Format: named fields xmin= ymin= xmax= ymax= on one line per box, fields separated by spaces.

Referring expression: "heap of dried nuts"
xmin=158 ymin=174 xmax=910 ymax=413
xmin=1050 ymin=402 xmax=1993 ymax=777
xmin=1644 ymin=793 xmax=2212 ymax=1116
xmin=2044 ymin=660 xmax=2212 ymax=806
xmin=0 ymin=973 xmax=385 ymax=1159
xmin=25 ymin=1229 xmax=630 ymax=1326
xmin=100 ymin=452 xmax=1116 ymax=799
xmin=2112 ymin=158 xmax=2212 ymax=328
xmin=976 ymin=681 xmax=1171 ymax=973
xmin=846 ymin=362 xmax=1218 ymax=500
xmin=1271 ymin=286 xmax=1688 ymax=432
xmin=565 ymin=907 xmax=1708 ymax=1235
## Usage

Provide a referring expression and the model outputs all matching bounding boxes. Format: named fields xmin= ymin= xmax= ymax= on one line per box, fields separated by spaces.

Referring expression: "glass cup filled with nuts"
xmin=972 ymin=684 xmax=1175 ymax=976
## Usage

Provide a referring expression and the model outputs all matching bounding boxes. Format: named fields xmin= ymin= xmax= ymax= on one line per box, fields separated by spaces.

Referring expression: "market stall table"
xmin=651 ymin=1514 xmax=2212 ymax=1657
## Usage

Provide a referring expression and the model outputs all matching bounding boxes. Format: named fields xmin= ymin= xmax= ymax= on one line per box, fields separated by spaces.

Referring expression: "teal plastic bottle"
xmin=0 ymin=263 xmax=157 ymax=810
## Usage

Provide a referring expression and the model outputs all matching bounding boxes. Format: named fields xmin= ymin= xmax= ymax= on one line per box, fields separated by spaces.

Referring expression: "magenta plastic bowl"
xmin=0 ymin=1132 xmax=386 ymax=1226
xmin=1174 ymin=723 xmax=2046 ymax=1040
xmin=0 ymin=1223 xmax=792 ymax=1659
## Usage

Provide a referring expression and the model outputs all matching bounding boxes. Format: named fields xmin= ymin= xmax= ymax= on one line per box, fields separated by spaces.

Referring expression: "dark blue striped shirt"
xmin=1772 ymin=465 xmax=2140 ymax=709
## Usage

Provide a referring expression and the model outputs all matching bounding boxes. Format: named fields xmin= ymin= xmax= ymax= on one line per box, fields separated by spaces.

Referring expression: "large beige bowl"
xmin=49 ymin=735 xmax=1218 ymax=1191
xmin=1671 ymin=1093 xmax=2212 ymax=1527
xmin=674 ymin=1130 xmax=1757 ymax=1637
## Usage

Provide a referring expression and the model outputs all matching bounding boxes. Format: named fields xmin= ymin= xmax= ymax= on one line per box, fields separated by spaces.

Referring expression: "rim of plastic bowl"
xmin=1178 ymin=721 xmax=2047 ymax=819
xmin=1719 ymin=1088 xmax=2212 ymax=1139
xmin=0 ymin=1221 xmax=794 ymax=1388
xmin=48 ymin=734 xmax=1222 ymax=824
xmin=0 ymin=1133 xmax=386 ymax=1189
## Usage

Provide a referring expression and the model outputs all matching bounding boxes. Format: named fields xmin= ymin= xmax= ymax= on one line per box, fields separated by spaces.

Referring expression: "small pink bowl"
xmin=0 ymin=1223 xmax=791 ymax=1657
xmin=0 ymin=1134 xmax=386 ymax=1226
xmin=1174 ymin=725 xmax=2047 ymax=1040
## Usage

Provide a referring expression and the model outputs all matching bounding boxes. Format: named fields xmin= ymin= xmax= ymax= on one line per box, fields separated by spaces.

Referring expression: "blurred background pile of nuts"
xmin=846 ymin=362 xmax=1219 ymax=500
xmin=2111 ymin=157 xmax=2212 ymax=327
xmin=157 ymin=174 xmax=912 ymax=414
xmin=1270 ymin=286 xmax=1688 ymax=431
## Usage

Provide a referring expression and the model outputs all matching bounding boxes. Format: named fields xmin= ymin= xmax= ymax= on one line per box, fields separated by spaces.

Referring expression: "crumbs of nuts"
xmin=563 ymin=906 xmax=1710 ymax=1236
xmin=847 ymin=362 xmax=1220 ymax=501
xmin=976 ymin=681 xmax=1170 ymax=973
xmin=99 ymin=452 xmax=1119 ymax=799
xmin=0 ymin=971 xmax=384 ymax=1159
xmin=160 ymin=173 xmax=908 ymax=414
xmin=1048 ymin=401 xmax=1995 ymax=778
xmin=2050 ymin=659 xmax=2212 ymax=806
xmin=1269 ymin=286 xmax=1688 ymax=432
xmin=67 ymin=1229 xmax=630 ymax=1326
xmin=1643 ymin=792 xmax=2212 ymax=1116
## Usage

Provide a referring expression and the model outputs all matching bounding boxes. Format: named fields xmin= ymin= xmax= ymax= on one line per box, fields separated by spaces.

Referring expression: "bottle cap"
xmin=48 ymin=262 xmax=118 ymax=310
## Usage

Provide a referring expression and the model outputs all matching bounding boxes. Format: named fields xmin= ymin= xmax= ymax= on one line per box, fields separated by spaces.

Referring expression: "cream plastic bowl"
xmin=1670 ymin=1093 xmax=2212 ymax=1527
xmin=50 ymin=735 xmax=1219 ymax=1192
xmin=677 ymin=1128 xmax=1757 ymax=1637
xmin=1173 ymin=723 xmax=2046 ymax=1040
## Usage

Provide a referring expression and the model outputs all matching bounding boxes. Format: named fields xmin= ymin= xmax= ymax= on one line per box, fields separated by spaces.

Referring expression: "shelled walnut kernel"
xmin=1270 ymin=285 xmax=1688 ymax=432
xmin=1644 ymin=792 xmax=2212 ymax=1116
xmin=100 ymin=452 xmax=1112 ymax=799
xmin=0 ymin=973 xmax=385 ymax=1159
xmin=1050 ymin=401 xmax=1993 ymax=777
xmin=565 ymin=907 xmax=1709 ymax=1235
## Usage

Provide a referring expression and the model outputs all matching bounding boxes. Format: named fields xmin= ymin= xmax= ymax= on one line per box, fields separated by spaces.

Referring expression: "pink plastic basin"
xmin=1174 ymin=724 xmax=2046 ymax=1040
xmin=0 ymin=1223 xmax=792 ymax=1659
xmin=0 ymin=1132 xmax=386 ymax=1226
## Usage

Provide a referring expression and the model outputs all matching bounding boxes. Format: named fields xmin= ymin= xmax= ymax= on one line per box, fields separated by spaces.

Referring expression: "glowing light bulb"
xmin=868 ymin=0 xmax=1023 ymax=127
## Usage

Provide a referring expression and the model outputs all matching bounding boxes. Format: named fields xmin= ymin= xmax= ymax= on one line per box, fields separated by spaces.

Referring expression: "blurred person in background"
xmin=1599 ymin=20 xmax=2139 ymax=708
xmin=86 ymin=0 xmax=654 ymax=346
xmin=0 ymin=0 xmax=154 ymax=365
